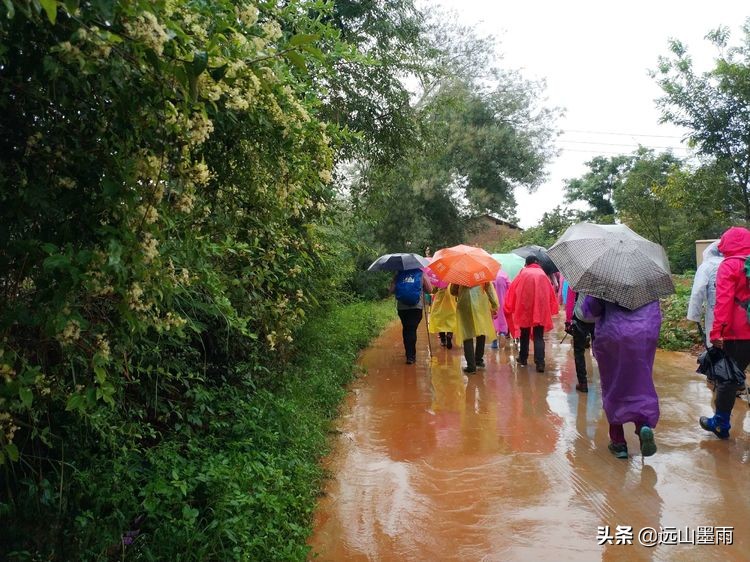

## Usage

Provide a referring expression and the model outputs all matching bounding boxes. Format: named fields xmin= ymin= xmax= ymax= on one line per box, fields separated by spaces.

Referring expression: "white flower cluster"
xmin=58 ymin=319 xmax=81 ymax=346
xmin=0 ymin=412 xmax=19 ymax=444
xmin=186 ymin=114 xmax=214 ymax=146
xmin=141 ymin=232 xmax=159 ymax=262
xmin=125 ymin=12 xmax=170 ymax=56
xmin=95 ymin=334 xmax=111 ymax=361
xmin=238 ymin=4 xmax=259 ymax=26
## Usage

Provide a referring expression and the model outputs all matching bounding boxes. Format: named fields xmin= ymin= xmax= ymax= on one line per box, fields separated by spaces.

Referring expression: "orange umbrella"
xmin=430 ymin=245 xmax=500 ymax=287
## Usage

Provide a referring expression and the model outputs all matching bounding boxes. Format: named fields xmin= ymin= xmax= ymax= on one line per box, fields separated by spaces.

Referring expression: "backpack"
xmin=394 ymin=269 xmax=423 ymax=306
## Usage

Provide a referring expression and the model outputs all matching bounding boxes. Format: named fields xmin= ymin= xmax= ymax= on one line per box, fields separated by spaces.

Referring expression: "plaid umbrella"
xmin=367 ymin=253 xmax=430 ymax=272
xmin=430 ymin=245 xmax=499 ymax=287
xmin=511 ymin=245 xmax=558 ymax=275
xmin=548 ymin=223 xmax=675 ymax=310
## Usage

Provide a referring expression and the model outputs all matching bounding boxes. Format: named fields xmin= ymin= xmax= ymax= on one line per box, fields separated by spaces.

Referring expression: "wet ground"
xmin=308 ymin=318 xmax=750 ymax=561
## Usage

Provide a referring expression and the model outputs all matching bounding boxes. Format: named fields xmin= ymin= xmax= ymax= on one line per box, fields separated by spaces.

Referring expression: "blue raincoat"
xmin=581 ymin=296 xmax=661 ymax=428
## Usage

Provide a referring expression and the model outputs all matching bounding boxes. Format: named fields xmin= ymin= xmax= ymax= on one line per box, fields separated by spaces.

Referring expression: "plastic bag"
xmin=696 ymin=346 xmax=747 ymax=386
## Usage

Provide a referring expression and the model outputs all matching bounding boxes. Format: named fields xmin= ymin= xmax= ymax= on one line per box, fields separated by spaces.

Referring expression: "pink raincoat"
xmin=710 ymin=226 xmax=750 ymax=342
xmin=492 ymin=269 xmax=510 ymax=334
xmin=504 ymin=263 xmax=558 ymax=331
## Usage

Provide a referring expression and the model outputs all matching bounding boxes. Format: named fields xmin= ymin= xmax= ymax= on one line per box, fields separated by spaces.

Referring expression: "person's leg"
xmin=533 ymin=325 xmax=545 ymax=371
xmin=634 ymin=422 xmax=657 ymax=456
xmin=475 ymin=335 xmax=486 ymax=367
xmin=701 ymin=339 xmax=750 ymax=437
xmin=439 ymin=331 xmax=446 ymax=346
xmin=446 ymin=332 xmax=453 ymax=349
xmin=401 ymin=309 xmax=422 ymax=363
xmin=518 ymin=327 xmax=530 ymax=365
xmin=573 ymin=324 xmax=588 ymax=390
xmin=608 ymin=423 xmax=628 ymax=458
xmin=463 ymin=338 xmax=476 ymax=372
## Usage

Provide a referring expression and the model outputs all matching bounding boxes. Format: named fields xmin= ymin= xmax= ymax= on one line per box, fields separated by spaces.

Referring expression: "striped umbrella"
xmin=430 ymin=245 xmax=499 ymax=287
xmin=548 ymin=222 xmax=674 ymax=310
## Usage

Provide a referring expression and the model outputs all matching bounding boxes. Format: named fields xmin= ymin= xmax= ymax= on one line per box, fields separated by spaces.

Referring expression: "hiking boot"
xmin=575 ymin=382 xmax=589 ymax=393
xmin=476 ymin=360 xmax=486 ymax=369
xmin=515 ymin=356 xmax=527 ymax=366
xmin=535 ymin=362 xmax=545 ymax=373
xmin=700 ymin=413 xmax=731 ymax=439
xmin=639 ymin=426 xmax=657 ymax=457
xmin=491 ymin=339 xmax=499 ymax=349
xmin=463 ymin=366 xmax=477 ymax=374
xmin=406 ymin=357 xmax=415 ymax=365
xmin=608 ymin=442 xmax=628 ymax=459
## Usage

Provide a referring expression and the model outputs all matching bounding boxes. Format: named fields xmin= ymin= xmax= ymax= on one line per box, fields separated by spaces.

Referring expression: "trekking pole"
xmin=423 ymin=292 xmax=433 ymax=358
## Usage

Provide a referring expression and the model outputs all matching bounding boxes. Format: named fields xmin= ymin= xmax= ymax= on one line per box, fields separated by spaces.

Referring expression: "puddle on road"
xmin=309 ymin=320 xmax=750 ymax=561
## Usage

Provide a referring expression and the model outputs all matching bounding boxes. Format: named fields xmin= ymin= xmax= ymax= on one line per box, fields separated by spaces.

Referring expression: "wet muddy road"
xmin=308 ymin=319 xmax=750 ymax=561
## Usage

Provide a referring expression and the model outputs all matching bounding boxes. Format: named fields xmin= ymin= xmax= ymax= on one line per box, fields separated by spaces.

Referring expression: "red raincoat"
xmin=710 ymin=226 xmax=750 ymax=342
xmin=504 ymin=263 xmax=559 ymax=331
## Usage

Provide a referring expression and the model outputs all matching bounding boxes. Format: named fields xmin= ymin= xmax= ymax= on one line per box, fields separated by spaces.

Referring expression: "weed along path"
xmin=308 ymin=318 xmax=750 ymax=561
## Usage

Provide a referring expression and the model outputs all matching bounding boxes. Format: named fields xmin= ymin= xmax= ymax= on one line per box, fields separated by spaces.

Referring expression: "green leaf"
xmin=288 ymin=33 xmax=318 ymax=47
xmin=43 ymin=254 xmax=70 ymax=270
xmin=39 ymin=0 xmax=57 ymax=24
xmin=209 ymin=64 xmax=228 ymax=82
xmin=94 ymin=365 xmax=107 ymax=384
xmin=19 ymin=387 xmax=32 ymax=408
xmin=66 ymin=393 xmax=86 ymax=412
xmin=2 ymin=0 xmax=15 ymax=19
xmin=63 ymin=0 xmax=79 ymax=13
xmin=285 ymin=51 xmax=307 ymax=74
xmin=192 ymin=51 xmax=208 ymax=76
xmin=5 ymin=443 xmax=19 ymax=462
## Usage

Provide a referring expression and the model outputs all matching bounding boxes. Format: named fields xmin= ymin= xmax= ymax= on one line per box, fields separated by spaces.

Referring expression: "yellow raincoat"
xmin=428 ymin=287 xmax=457 ymax=334
xmin=450 ymin=283 xmax=499 ymax=342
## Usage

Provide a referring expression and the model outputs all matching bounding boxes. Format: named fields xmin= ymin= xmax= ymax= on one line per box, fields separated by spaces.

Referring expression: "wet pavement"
xmin=308 ymin=318 xmax=750 ymax=561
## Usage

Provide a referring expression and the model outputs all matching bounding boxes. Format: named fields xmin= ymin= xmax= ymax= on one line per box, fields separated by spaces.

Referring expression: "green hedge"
xmin=3 ymin=299 xmax=395 ymax=560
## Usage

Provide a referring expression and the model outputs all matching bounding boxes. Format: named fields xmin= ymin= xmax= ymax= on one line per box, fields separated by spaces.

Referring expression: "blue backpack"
xmin=394 ymin=269 xmax=423 ymax=306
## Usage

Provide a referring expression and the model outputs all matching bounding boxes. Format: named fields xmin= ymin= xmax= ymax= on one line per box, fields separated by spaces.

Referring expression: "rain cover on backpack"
xmin=394 ymin=269 xmax=423 ymax=306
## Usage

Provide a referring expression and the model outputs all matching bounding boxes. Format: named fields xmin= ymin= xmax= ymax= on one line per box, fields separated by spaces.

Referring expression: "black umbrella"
xmin=511 ymin=245 xmax=558 ymax=275
xmin=367 ymin=252 xmax=430 ymax=272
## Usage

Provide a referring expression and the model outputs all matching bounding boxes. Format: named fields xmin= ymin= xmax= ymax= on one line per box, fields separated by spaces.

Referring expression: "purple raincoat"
xmin=581 ymin=296 xmax=661 ymax=428
xmin=492 ymin=270 xmax=510 ymax=334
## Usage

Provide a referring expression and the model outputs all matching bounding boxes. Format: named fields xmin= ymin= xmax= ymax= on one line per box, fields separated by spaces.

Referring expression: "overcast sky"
xmin=433 ymin=0 xmax=750 ymax=228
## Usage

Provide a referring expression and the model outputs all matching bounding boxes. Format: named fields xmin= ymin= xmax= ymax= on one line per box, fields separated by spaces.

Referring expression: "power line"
xmin=561 ymin=129 xmax=685 ymax=139
xmin=557 ymin=139 xmax=690 ymax=151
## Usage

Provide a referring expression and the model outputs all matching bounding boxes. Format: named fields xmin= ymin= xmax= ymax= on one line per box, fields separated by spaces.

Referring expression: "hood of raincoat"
xmin=718 ymin=227 xmax=750 ymax=258
xmin=702 ymin=240 xmax=722 ymax=261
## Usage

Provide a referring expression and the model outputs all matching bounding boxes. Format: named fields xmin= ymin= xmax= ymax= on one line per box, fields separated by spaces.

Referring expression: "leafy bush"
xmin=659 ymin=273 xmax=702 ymax=351
xmin=3 ymin=299 xmax=394 ymax=560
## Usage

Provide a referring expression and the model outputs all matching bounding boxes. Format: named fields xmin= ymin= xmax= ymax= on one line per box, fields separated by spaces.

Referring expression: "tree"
xmin=652 ymin=22 xmax=750 ymax=222
xmin=563 ymin=155 xmax=633 ymax=222
xmin=613 ymin=148 xmax=682 ymax=246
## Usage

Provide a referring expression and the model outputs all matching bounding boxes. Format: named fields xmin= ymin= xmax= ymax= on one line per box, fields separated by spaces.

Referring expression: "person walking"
xmin=701 ymin=227 xmax=750 ymax=439
xmin=504 ymin=255 xmax=558 ymax=372
xmin=491 ymin=267 xmax=511 ymax=349
xmin=687 ymin=241 xmax=723 ymax=347
xmin=565 ymin=287 xmax=595 ymax=393
xmin=390 ymin=268 xmax=433 ymax=364
xmin=429 ymin=283 xmax=457 ymax=349
xmin=580 ymin=296 xmax=661 ymax=458
xmin=450 ymin=282 xmax=498 ymax=373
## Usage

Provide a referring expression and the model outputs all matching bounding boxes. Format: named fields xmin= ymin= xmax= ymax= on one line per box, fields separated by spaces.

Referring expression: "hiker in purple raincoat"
xmin=581 ymin=296 xmax=661 ymax=459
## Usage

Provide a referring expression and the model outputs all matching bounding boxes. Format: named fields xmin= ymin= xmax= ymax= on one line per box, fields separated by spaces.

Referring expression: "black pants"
xmin=463 ymin=335 xmax=486 ymax=371
xmin=519 ymin=326 xmax=545 ymax=366
xmin=398 ymin=308 xmax=423 ymax=361
xmin=572 ymin=319 xmax=595 ymax=384
xmin=715 ymin=339 xmax=750 ymax=413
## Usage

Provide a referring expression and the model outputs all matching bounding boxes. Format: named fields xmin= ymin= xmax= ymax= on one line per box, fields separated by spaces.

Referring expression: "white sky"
xmin=434 ymin=0 xmax=750 ymax=228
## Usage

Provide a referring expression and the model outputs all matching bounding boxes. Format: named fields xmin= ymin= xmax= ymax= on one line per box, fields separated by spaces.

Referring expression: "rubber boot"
xmin=699 ymin=411 xmax=731 ymax=439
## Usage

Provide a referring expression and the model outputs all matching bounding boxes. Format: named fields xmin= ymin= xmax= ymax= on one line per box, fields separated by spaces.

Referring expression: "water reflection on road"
xmin=309 ymin=320 xmax=750 ymax=561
